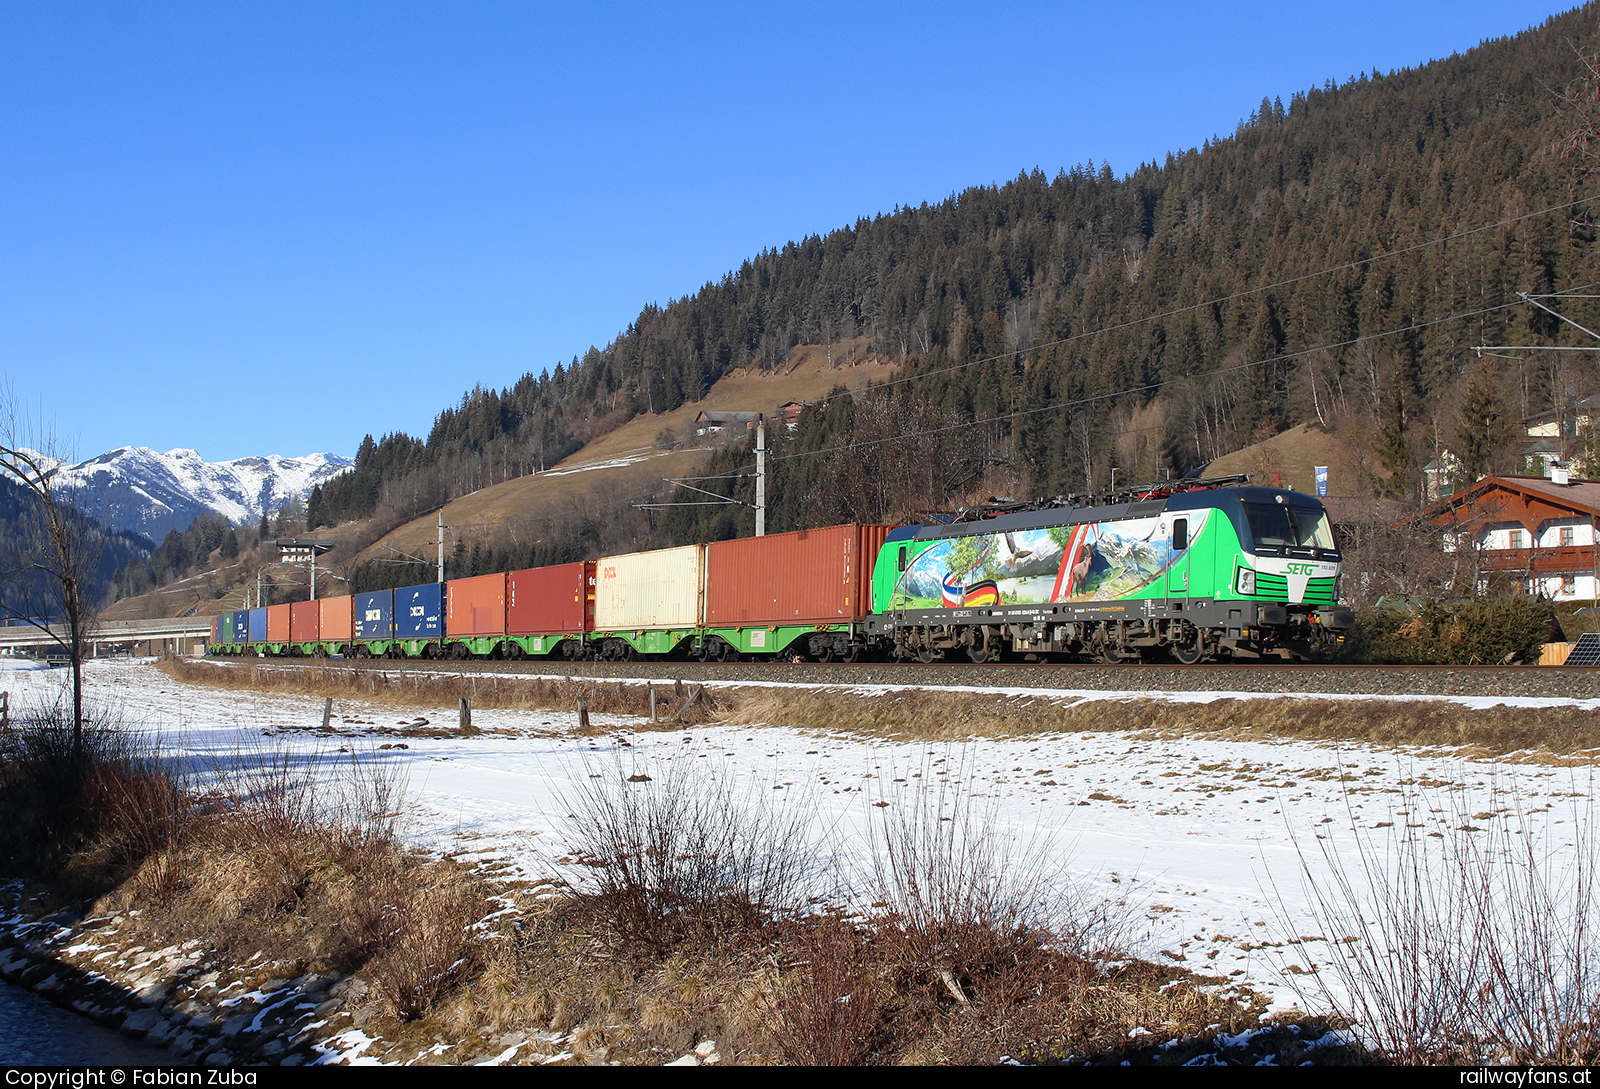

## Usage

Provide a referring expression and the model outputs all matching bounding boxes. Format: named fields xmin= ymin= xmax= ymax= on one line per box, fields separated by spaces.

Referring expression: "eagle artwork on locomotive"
xmin=868 ymin=480 xmax=1355 ymax=664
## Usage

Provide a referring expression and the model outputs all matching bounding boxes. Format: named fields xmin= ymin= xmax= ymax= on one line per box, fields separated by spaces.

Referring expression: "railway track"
xmin=201 ymin=655 xmax=1600 ymax=700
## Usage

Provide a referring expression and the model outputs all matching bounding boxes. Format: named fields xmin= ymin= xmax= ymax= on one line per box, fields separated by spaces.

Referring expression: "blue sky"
xmin=0 ymin=1 xmax=1579 ymax=462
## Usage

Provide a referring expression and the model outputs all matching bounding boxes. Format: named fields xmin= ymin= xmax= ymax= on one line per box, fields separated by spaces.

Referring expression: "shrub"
xmin=0 ymin=701 xmax=182 ymax=877
xmin=562 ymin=754 xmax=826 ymax=951
xmin=1283 ymin=775 xmax=1600 ymax=1064
xmin=1355 ymin=596 xmax=1554 ymax=665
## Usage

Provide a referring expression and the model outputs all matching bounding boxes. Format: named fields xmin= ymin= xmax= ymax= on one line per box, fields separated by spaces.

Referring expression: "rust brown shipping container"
xmin=507 ymin=562 xmax=594 ymax=634
xmin=290 ymin=600 xmax=320 ymax=643
xmin=319 ymin=595 xmax=353 ymax=643
xmin=447 ymin=573 xmax=507 ymax=638
xmin=267 ymin=602 xmax=291 ymax=644
xmin=704 ymin=523 xmax=893 ymax=626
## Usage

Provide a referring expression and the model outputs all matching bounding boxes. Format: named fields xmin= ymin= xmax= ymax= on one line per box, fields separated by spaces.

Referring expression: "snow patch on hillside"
xmin=54 ymin=447 xmax=353 ymax=540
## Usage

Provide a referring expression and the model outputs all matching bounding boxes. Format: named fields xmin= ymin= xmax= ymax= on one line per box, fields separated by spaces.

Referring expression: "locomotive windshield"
xmin=1241 ymin=501 xmax=1336 ymax=554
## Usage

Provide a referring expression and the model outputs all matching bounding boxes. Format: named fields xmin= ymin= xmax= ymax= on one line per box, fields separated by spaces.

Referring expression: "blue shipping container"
xmin=248 ymin=608 xmax=268 ymax=643
xmin=356 ymin=590 xmax=394 ymax=641
xmin=395 ymin=583 xmax=443 ymax=640
xmin=232 ymin=612 xmax=249 ymax=643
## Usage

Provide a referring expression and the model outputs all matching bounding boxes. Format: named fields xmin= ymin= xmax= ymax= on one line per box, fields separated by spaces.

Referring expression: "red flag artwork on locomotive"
xmin=209 ymin=477 xmax=1355 ymax=665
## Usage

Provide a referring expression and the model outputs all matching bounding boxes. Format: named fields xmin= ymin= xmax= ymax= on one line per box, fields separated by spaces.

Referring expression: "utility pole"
xmin=438 ymin=511 xmax=445 ymax=584
xmin=755 ymin=419 xmax=767 ymax=537
xmin=309 ymin=548 xmax=316 ymax=601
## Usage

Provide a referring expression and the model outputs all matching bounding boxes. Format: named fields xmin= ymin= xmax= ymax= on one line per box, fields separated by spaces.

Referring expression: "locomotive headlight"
xmin=1237 ymin=568 xmax=1256 ymax=595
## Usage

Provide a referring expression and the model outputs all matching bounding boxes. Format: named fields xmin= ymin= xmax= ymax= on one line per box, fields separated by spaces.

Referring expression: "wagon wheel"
xmin=842 ymin=643 xmax=862 ymax=664
xmin=816 ymin=643 xmax=837 ymax=664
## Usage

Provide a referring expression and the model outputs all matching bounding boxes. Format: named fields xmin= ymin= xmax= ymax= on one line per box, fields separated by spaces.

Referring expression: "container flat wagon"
xmin=507 ymin=562 xmax=594 ymax=659
xmin=591 ymin=546 xmax=702 ymax=659
xmin=700 ymin=523 xmax=891 ymax=661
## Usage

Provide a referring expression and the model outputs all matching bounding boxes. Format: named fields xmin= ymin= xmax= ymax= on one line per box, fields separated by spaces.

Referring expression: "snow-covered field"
xmin=5 ymin=658 xmax=1596 ymax=1014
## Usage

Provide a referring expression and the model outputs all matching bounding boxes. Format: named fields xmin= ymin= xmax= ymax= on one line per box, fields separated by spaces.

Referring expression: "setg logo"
xmin=1285 ymin=562 xmax=1317 ymax=575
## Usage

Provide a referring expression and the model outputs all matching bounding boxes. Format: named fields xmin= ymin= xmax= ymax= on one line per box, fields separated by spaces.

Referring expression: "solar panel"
xmin=1564 ymin=632 xmax=1600 ymax=666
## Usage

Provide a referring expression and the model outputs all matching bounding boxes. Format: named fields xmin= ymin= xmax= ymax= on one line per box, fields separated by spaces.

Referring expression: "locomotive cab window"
xmin=1172 ymin=519 xmax=1188 ymax=551
xmin=1242 ymin=502 xmax=1335 ymax=555
xmin=897 ymin=545 xmax=908 ymax=573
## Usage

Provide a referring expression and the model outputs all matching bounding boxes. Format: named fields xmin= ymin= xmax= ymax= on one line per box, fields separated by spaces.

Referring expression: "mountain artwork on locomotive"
xmin=208 ymin=477 xmax=1353 ymax=665
xmin=866 ymin=480 xmax=1351 ymax=664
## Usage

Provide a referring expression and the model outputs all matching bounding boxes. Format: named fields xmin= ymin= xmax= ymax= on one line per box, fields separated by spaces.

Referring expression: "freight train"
xmin=208 ymin=478 xmax=1354 ymax=665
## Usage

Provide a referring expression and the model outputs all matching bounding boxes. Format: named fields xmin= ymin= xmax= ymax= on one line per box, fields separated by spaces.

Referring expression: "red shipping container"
xmin=447 ymin=573 xmax=507 ymax=638
xmin=319 ymin=595 xmax=353 ymax=643
xmin=267 ymin=603 xmax=291 ymax=643
xmin=705 ymin=523 xmax=893 ymax=626
xmin=290 ymin=600 xmax=320 ymax=643
xmin=507 ymin=562 xmax=594 ymax=635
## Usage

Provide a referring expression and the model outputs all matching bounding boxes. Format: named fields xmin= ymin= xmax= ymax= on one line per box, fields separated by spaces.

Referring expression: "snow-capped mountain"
xmin=55 ymin=447 xmax=353 ymax=542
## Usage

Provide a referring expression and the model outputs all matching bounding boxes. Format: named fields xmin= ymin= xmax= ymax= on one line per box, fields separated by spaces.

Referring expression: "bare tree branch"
xmin=0 ymin=387 xmax=104 ymax=751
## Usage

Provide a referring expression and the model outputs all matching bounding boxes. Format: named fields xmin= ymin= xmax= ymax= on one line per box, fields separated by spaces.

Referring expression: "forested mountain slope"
xmin=317 ymin=6 xmax=1600 ymax=580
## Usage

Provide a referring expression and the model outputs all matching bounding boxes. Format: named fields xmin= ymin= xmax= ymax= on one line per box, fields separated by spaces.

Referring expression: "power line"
xmin=769 ymin=296 xmax=1531 ymax=465
xmin=355 ymin=199 xmax=1600 ymax=539
xmin=377 ymin=291 xmax=1549 ymax=537
xmin=506 ymin=191 xmax=1600 ymax=472
xmin=819 ymin=192 xmax=1600 ymax=399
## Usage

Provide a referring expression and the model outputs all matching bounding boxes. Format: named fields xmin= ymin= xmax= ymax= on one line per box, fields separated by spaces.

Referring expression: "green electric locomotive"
xmin=864 ymin=478 xmax=1354 ymax=663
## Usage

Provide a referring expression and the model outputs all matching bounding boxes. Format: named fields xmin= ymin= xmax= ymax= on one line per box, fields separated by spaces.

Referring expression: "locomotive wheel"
xmin=1099 ymin=641 xmax=1127 ymax=665
xmin=1172 ymin=639 xmax=1204 ymax=665
xmin=917 ymin=645 xmax=937 ymax=664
